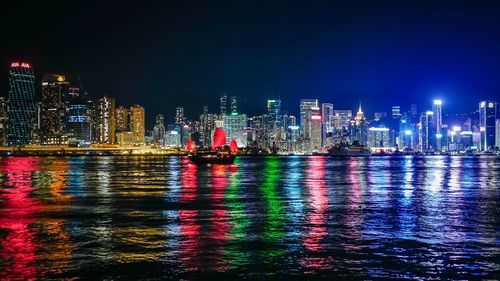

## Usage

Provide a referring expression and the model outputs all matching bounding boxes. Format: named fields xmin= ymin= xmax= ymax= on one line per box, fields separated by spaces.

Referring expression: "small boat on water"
xmin=328 ymin=140 xmax=371 ymax=157
xmin=188 ymin=147 xmax=236 ymax=164
xmin=188 ymin=127 xmax=238 ymax=164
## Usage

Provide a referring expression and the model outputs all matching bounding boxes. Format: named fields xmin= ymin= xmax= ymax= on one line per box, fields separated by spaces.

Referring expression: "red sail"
xmin=187 ymin=139 xmax=196 ymax=151
xmin=229 ymin=139 xmax=238 ymax=153
xmin=212 ymin=128 xmax=227 ymax=149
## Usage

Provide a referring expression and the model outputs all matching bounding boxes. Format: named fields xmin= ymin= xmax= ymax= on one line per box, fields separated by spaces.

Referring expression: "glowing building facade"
xmin=40 ymin=74 xmax=69 ymax=145
xmin=7 ymin=62 xmax=37 ymax=146
xmin=95 ymin=97 xmax=115 ymax=144
xmin=479 ymin=100 xmax=497 ymax=151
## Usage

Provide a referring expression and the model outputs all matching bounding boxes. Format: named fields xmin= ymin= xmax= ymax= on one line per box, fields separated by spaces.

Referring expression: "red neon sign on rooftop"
xmin=10 ymin=62 xmax=32 ymax=69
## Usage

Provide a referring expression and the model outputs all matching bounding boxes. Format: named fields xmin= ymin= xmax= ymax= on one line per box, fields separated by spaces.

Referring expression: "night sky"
xmin=3 ymin=0 xmax=500 ymax=126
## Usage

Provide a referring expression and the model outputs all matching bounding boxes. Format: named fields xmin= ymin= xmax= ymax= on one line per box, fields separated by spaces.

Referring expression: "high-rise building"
xmin=304 ymin=107 xmax=322 ymax=152
xmin=220 ymin=94 xmax=227 ymax=116
xmin=223 ymin=113 xmax=247 ymax=147
xmin=496 ymin=119 xmax=500 ymax=149
xmin=153 ymin=114 xmax=166 ymax=145
xmin=175 ymin=106 xmax=184 ymax=124
xmin=0 ymin=97 xmax=8 ymax=146
xmin=321 ymin=103 xmax=334 ymax=141
xmin=199 ymin=106 xmax=216 ymax=147
xmin=479 ymin=101 xmax=497 ymax=151
xmin=420 ymin=111 xmax=435 ymax=151
xmin=95 ymin=97 xmax=115 ymax=144
xmin=115 ymin=106 xmax=130 ymax=132
xmin=367 ymin=127 xmax=390 ymax=148
xmin=7 ymin=61 xmax=37 ymax=146
xmin=267 ymin=99 xmax=282 ymax=129
xmin=433 ymin=99 xmax=443 ymax=150
xmin=66 ymin=87 xmax=92 ymax=146
xmin=230 ymin=96 xmax=238 ymax=114
xmin=40 ymin=74 xmax=70 ymax=145
xmin=300 ymin=99 xmax=319 ymax=134
xmin=130 ymin=105 xmax=145 ymax=145
xmin=392 ymin=106 xmax=402 ymax=119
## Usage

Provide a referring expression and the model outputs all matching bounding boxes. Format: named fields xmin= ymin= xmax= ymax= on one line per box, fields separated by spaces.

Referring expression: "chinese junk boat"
xmin=328 ymin=140 xmax=371 ymax=157
xmin=188 ymin=128 xmax=238 ymax=164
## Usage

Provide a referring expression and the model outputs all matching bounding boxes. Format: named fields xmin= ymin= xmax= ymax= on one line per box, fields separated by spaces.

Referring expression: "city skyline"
xmin=3 ymin=1 xmax=500 ymax=123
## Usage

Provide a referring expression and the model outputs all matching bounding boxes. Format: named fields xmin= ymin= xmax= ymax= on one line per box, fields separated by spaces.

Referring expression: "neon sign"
xmin=10 ymin=62 xmax=31 ymax=69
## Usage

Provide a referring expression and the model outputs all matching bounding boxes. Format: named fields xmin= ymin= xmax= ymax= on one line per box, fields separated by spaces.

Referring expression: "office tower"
xmin=130 ymin=105 xmax=145 ymax=145
xmin=367 ymin=127 xmax=390 ymax=148
xmin=175 ymin=106 xmax=184 ymax=124
xmin=7 ymin=61 xmax=37 ymax=146
xmin=199 ymin=106 xmax=216 ymax=147
xmin=115 ymin=106 xmax=130 ymax=132
xmin=220 ymin=93 xmax=227 ymax=115
xmin=496 ymin=119 xmax=500 ymax=149
xmin=95 ymin=96 xmax=115 ymax=144
xmin=267 ymin=99 xmax=282 ymax=129
xmin=300 ymin=99 xmax=319 ymax=133
xmin=230 ymin=96 xmax=238 ymax=114
xmin=40 ymin=74 xmax=70 ymax=145
xmin=305 ymin=107 xmax=322 ymax=152
xmin=420 ymin=111 xmax=435 ymax=150
xmin=153 ymin=114 xmax=166 ymax=145
xmin=433 ymin=99 xmax=443 ymax=150
xmin=353 ymin=104 xmax=368 ymax=145
xmin=223 ymin=113 xmax=247 ymax=147
xmin=0 ymin=97 xmax=7 ymax=146
xmin=392 ymin=106 xmax=402 ymax=119
xmin=479 ymin=101 xmax=497 ymax=151
xmin=321 ymin=103 xmax=334 ymax=139
xmin=66 ymin=87 xmax=92 ymax=145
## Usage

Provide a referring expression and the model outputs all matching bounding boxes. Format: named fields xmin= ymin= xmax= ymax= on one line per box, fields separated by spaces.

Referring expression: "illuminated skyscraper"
xmin=479 ymin=100 xmax=497 ymax=151
xmin=220 ymin=93 xmax=227 ymax=115
xmin=199 ymin=106 xmax=216 ymax=147
xmin=305 ymin=107 xmax=322 ymax=152
xmin=40 ymin=74 xmax=69 ymax=145
xmin=267 ymin=99 xmax=282 ymax=129
xmin=175 ymin=106 xmax=184 ymax=124
xmin=496 ymin=119 xmax=500 ymax=149
xmin=66 ymin=87 xmax=92 ymax=145
xmin=392 ymin=106 xmax=402 ymax=119
xmin=7 ymin=61 xmax=37 ymax=146
xmin=130 ymin=105 xmax=145 ymax=145
xmin=230 ymin=96 xmax=238 ymax=114
xmin=433 ymin=99 xmax=443 ymax=150
xmin=223 ymin=113 xmax=247 ymax=147
xmin=300 ymin=99 xmax=318 ymax=132
xmin=95 ymin=96 xmax=115 ymax=144
xmin=321 ymin=103 xmax=334 ymax=144
xmin=153 ymin=114 xmax=166 ymax=145
xmin=115 ymin=106 xmax=130 ymax=132
xmin=0 ymin=97 xmax=8 ymax=146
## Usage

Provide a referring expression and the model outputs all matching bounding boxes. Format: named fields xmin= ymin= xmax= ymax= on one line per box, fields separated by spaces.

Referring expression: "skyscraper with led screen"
xmin=7 ymin=62 xmax=37 ymax=146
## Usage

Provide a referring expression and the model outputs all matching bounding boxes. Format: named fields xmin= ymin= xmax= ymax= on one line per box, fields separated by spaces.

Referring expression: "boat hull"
xmin=188 ymin=154 xmax=236 ymax=164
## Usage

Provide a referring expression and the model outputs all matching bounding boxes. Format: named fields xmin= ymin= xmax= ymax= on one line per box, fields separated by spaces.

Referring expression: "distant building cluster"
xmin=2 ymin=62 xmax=145 ymax=147
xmin=3 ymin=61 xmax=499 ymax=153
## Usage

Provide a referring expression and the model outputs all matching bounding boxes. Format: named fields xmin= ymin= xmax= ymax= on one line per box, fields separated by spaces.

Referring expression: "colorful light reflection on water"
xmin=0 ymin=156 xmax=498 ymax=279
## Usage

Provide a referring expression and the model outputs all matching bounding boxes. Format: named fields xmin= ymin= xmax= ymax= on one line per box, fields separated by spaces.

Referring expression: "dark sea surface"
xmin=0 ymin=156 xmax=499 ymax=280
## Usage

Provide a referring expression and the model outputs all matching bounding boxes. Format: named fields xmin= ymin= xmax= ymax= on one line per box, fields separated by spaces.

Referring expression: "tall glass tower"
xmin=7 ymin=62 xmax=37 ymax=146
